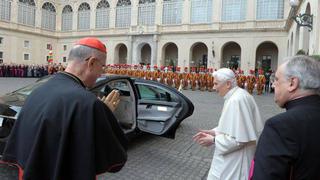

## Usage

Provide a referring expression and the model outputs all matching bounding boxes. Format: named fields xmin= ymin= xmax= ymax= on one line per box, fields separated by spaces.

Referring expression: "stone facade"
xmin=0 ymin=0 xmax=318 ymax=74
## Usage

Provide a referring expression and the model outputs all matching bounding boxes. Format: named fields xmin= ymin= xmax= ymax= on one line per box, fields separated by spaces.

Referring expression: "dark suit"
xmin=252 ymin=95 xmax=320 ymax=180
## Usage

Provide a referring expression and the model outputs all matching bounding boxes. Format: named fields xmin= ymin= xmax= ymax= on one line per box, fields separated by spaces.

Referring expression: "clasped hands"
xmin=193 ymin=129 xmax=216 ymax=147
xmin=99 ymin=90 xmax=120 ymax=112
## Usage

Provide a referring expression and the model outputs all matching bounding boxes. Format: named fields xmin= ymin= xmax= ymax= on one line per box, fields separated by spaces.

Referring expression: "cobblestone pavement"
xmin=0 ymin=78 xmax=283 ymax=180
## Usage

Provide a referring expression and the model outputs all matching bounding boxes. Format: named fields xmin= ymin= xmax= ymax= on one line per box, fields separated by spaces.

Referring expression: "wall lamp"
xmin=289 ymin=0 xmax=313 ymax=31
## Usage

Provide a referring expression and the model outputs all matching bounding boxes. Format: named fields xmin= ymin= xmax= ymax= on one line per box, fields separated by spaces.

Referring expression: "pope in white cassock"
xmin=193 ymin=68 xmax=264 ymax=180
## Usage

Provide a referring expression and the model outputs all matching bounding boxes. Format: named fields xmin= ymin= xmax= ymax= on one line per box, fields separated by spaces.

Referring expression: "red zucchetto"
xmin=75 ymin=37 xmax=107 ymax=53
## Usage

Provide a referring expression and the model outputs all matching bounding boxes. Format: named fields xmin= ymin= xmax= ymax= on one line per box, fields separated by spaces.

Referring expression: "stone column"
xmin=213 ymin=0 xmax=221 ymax=23
xmin=182 ymin=0 xmax=191 ymax=24
xmin=35 ymin=6 xmax=41 ymax=28
xmin=131 ymin=1 xmax=138 ymax=27
xmin=90 ymin=8 xmax=96 ymax=29
xmin=109 ymin=1 xmax=116 ymax=29
xmin=11 ymin=1 xmax=18 ymax=23
xmin=246 ymin=0 xmax=255 ymax=28
xmin=152 ymin=35 xmax=158 ymax=66
xmin=72 ymin=9 xmax=77 ymax=30
xmin=155 ymin=0 xmax=163 ymax=25
xmin=127 ymin=36 xmax=133 ymax=64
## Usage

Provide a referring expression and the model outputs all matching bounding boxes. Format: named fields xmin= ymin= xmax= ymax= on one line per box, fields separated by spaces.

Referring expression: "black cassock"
xmin=252 ymin=95 xmax=320 ymax=180
xmin=2 ymin=72 xmax=128 ymax=180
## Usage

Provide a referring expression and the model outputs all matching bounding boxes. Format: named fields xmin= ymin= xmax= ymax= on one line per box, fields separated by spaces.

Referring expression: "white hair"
xmin=68 ymin=45 xmax=106 ymax=62
xmin=212 ymin=68 xmax=237 ymax=88
xmin=283 ymin=55 xmax=320 ymax=95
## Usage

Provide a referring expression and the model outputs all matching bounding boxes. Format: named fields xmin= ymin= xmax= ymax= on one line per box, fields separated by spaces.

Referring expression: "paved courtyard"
xmin=0 ymin=78 xmax=283 ymax=180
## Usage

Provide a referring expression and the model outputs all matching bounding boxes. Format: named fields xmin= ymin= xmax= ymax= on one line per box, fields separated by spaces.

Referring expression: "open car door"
xmin=134 ymin=79 xmax=194 ymax=139
xmin=90 ymin=76 xmax=138 ymax=133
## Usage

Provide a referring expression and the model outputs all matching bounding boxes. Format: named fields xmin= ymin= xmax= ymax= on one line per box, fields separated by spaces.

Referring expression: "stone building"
xmin=0 ymin=0 xmax=318 ymax=73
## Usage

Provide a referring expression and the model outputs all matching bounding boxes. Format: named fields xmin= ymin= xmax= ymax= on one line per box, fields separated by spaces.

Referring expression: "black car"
xmin=0 ymin=75 xmax=194 ymax=155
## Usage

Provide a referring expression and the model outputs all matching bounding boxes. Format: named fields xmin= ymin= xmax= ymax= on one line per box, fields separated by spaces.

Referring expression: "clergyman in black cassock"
xmin=252 ymin=55 xmax=320 ymax=180
xmin=2 ymin=37 xmax=128 ymax=180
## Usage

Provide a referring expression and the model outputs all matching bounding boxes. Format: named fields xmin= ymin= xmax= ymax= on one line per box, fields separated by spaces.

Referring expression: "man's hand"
xmin=100 ymin=90 xmax=120 ymax=112
xmin=193 ymin=131 xmax=214 ymax=147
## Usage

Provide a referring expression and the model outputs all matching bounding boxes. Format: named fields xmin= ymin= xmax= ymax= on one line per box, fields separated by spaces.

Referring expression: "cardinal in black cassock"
xmin=2 ymin=37 xmax=128 ymax=180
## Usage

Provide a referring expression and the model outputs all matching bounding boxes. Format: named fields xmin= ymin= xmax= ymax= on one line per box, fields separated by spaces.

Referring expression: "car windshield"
xmin=13 ymin=77 xmax=51 ymax=96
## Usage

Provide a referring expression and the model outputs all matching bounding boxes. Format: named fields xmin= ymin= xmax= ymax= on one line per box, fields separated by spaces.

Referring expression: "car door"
xmin=134 ymin=79 xmax=194 ymax=138
xmin=90 ymin=76 xmax=138 ymax=133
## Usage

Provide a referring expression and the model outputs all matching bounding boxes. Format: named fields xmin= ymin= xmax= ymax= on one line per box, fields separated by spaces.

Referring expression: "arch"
xmin=97 ymin=0 xmax=110 ymax=8
xmin=221 ymin=42 xmax=241 ymax=69
xmin=78 ymin=2 xmax=90 ymax=11
xmin=255 ymin=41 xmax=279 ymax=72
xmin=189 ymin=42 xmax=208 ymax=69
xmin=116 ymin=0 xmax=131 ymax=27
xmin=62 ymin=5 xmax=73 ymax=31
xmin=115 ymin=43 xmax=128 ymax=64
xmin=78 ymin=3 xmax=91 ymax=30
xmin=62 ymin=5 xmax=73 ymax=13
xmin=117 ymin=0 xmax=131 ymax=6
xmin=41 ymin=2 xmax=56 ymax=30
xmin=42 ymin=2 xmax=56 ymax=12
xmin=138 ymin=43 xmax=152 ymax=65
xmin=19 ymin=0 xmax=35 ymax=6
xmin=161 ymin=42 xmax=178 ymax=66
xmin=96 ymin=0 xmax=110 ymax=28
xmin=139 ymin=0 xmax=155 ymax=4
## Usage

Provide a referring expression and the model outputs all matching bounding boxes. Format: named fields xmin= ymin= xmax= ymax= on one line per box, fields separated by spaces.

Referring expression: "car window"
xmin=136 ymin=84 xmax=179 ymax=102
xmin=94 ymin=80 xmax=131 ymax=97
xmin=107 ymin=81 xmax=129 ymax=92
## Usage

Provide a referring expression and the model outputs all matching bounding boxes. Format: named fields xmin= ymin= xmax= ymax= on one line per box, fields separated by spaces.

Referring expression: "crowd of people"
xmin=1 ymin=37 xmax=320 ymax=180
xmin=0 ymin=63 xmax=65 ymax=77
xmin=105 ymin=66 xmax=274 ymax=95
xmin=1 ymin=62 xmax=274 ymax=95
xmin=0 ymin=64 xmax=49 ymax=77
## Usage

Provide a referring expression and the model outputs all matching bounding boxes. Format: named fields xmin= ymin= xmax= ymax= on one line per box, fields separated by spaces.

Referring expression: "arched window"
xmin=190 ymin=0 xmax=212 ymax=23
xmin=62 ymin=5 xmax=73 ymax=31
xmin=18 ymin=0 xmax=36 ymax=26
xmin=138 ymin=0 xmax=155 ymax=26
xmin=222 ymin=0 xmax=246 ymax=22
xmin=0 ymin=0 xmax=11 ymax=21
xmin=162 ymin=0 xmax=183 ymax=25
xmin=116 ymin=0 xmax=131 ymax=28
xmin=41 ymin=2 xmax=56 ymax=30
xmin=256 ymin=0 xmax=284 ymax=20
xmin=78 ymin=3 xmax=90 ymax=30
xmin=96 ymin=0 xmax=110 ymax=29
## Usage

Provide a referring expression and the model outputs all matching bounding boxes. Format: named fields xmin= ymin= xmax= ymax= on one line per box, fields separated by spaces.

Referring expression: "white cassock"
xmin=207 ymin=87 xmax=264 ymax=180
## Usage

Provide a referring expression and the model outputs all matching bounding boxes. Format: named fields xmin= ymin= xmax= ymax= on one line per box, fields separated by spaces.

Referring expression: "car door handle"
xmin=146 ymin=104 xmax=152 ymax=109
